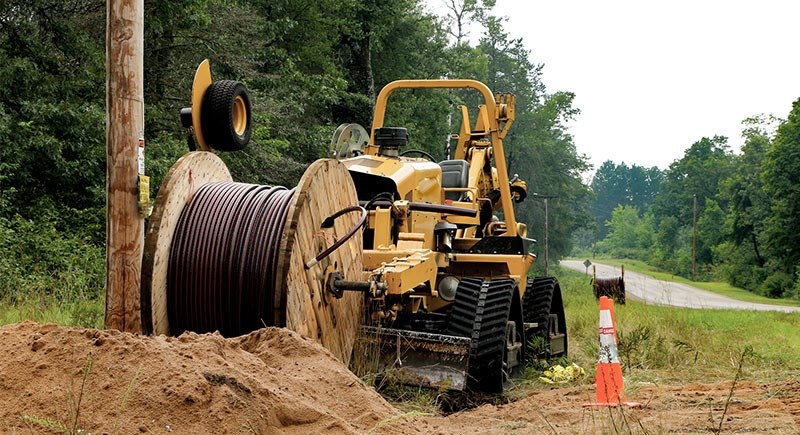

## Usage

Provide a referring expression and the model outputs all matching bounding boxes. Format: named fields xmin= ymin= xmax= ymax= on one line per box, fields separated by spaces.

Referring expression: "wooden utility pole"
xmin=105 ymin=0 xmax=144 ymax=332
xmin=544 ymin=197 xmax=550 ymax=275
xmin=532 ymin=193 xmax=557 ymax=275
xmin=691 ymin=194 xmax=697 ymax=281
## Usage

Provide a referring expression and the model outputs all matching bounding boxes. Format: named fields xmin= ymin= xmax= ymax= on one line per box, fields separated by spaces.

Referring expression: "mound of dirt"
xmin=0 ymin=322 xmax=402 ymax=434
xmin=2 ymin=321 xmax=799 ymax=434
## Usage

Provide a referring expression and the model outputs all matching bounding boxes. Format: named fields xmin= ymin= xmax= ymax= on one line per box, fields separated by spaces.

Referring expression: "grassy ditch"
xmin=557 ymin=266 xmax=800 ymax=386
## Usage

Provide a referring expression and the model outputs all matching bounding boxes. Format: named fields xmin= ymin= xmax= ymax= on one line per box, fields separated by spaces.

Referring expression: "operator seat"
xmin=439 ymin=160 xmax=470 ymax=201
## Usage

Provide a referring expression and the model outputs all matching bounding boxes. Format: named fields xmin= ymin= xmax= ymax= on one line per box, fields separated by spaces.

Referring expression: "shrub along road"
xmin=561 ymin=260 xmax=800 ymax=312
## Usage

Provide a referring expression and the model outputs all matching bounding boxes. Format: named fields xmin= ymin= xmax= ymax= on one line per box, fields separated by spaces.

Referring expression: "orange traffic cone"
xmin=585 ymin=296 xmax=641 ymax=408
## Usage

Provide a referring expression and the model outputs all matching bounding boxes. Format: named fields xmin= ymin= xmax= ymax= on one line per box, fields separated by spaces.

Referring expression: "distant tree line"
xmin=0 ymin=0 xmax=589 ymax=319
xmin=581 ymin=106 xmax=800 ymax=299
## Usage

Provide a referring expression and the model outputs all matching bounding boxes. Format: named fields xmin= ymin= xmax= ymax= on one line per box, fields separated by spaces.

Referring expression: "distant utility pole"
xmin=105 ymin=0 xmax=145 ymax=333
xmin=544 ymin=197 xmax=549 ymax=275
xmin=691 ymin=194 xmax=697 ymax=281
xmin=532 ymin=193 xmax=557 ymax=276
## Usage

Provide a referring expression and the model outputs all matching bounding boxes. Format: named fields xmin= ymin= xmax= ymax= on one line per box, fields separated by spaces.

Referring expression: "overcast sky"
xmin=425 ymin=0 xmax=800 ymax=171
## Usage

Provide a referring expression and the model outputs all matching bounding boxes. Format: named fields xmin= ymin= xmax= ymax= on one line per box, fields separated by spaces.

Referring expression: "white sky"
xmin=425 ymin=0 xmax=800 ymax=170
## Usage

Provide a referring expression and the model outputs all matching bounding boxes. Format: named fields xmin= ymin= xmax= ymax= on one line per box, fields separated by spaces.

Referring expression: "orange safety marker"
xmin=585 ymin=296 xmax=641 ymax=408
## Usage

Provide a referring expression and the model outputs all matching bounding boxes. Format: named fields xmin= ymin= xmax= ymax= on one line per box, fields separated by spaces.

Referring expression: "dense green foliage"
xmin=589 ymin=161 xmax=662 ymax=240
xmin=0 ymin=0 xmax=590 ymax=323
xmin=583 ymin=104 xmax=800 ymax=299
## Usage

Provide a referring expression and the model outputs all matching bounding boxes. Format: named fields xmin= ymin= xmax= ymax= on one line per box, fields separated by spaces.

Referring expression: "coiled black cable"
xmin=167 ymin=181 xmax=295 ymax=336
xmin=592 ymin=277 xmax=626 ymax=304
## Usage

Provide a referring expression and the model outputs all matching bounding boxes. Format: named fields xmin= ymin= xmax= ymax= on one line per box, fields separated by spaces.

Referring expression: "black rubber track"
xmin=446 ymin=277 xmax=515 ymax=393
xmin=551 ymin=280 xmax=567 ymax=356
xmin=522 ymin=276 xmax=567 ymax=359
xmin=445 ymin=277 xmax=483 ymax=337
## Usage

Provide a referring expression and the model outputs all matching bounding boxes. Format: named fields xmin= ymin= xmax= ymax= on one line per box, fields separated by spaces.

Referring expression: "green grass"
xmin=0 ymin=297 xmax=104 ymax=328
xmin=578 ymin=257 xmax=800 ymax=307
xmin=0 ymin=215 xmax=106 ymax=329
xmin=551 ymin=266 xmax=800 ymax=386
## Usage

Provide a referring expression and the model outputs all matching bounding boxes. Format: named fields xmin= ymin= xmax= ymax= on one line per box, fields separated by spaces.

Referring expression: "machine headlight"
xmin=438 ymin=275 xmax=460 ymax=302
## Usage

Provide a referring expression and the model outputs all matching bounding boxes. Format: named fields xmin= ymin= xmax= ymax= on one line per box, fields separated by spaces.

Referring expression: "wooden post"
xmin=543 ymin=197 xmax=549 ymax=276
xmin=105 ymin=0 xmax=144 ymax=332
xmin=692 ymin=194 xmax=697 ymax=281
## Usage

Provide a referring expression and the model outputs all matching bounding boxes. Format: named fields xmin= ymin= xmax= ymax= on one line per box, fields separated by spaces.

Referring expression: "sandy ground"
xmin=1 ymin=321 xmax=798 ymax=434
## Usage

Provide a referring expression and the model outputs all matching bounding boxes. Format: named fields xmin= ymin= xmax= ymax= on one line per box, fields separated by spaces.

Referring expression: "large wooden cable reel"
xmin=142 ymin=61 xmax=363 ymax=364
xmin=142 ymin=155 xmax=364 ymax=364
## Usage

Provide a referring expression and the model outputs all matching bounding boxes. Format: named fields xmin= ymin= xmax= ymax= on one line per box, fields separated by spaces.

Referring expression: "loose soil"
xmin=1 ymin=322 xmax=798 ymax=434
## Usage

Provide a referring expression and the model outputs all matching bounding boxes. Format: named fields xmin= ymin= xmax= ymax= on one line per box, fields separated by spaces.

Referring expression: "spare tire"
xmin=201 ymin=80 xmax=252 ymax=151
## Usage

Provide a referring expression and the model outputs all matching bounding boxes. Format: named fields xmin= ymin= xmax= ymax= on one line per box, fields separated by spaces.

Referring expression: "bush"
xmin=789 ymin=272 xmax=800 ymax=301
xmin=0 ymin=215 xmax=104 ymax=327
xmin=759 ymin=272 xmax=793 ymax=298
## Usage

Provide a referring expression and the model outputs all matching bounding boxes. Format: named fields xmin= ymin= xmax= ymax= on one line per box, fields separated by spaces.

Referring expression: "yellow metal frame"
xmin=368 ymin=79 xmax=518 ymax=237
xmin=190 ymin=60 xmax=213 ymax=152
xmin=354 ymin=79 xmax=534 ymax=314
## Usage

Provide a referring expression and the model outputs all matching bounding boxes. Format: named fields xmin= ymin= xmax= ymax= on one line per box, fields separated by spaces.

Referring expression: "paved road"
xmin=561 ymin=260 xmax=800 ymax=313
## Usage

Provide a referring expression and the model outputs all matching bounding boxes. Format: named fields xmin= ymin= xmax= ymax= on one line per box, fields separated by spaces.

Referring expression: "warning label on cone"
xmin=598 ymin=309 xmax=619 ymax=363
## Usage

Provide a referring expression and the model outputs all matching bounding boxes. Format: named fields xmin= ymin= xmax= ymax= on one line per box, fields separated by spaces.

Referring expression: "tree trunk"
xmin=360 ymin=34 xmax=375 ymax=122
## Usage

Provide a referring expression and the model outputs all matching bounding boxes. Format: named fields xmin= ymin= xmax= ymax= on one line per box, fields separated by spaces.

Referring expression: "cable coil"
xmin=592 ymin=277 xmax=626 ymax=304
xmin=168 ymin=181 xmax=296 ymax=336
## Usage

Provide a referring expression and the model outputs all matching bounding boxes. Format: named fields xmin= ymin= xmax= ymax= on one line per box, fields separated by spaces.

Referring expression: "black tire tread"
xmin=201 ymin=80 xmax=252 ymax=151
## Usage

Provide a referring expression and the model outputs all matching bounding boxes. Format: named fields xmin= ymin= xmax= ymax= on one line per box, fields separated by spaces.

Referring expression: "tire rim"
xmin=232 ymin=95 xmax=248 ymax=136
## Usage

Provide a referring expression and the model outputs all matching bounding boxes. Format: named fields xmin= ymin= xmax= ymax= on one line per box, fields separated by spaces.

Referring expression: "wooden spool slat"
xmin=142 ymin=152 xmax=233 ymax=335
xmin=142 ymin=156 xmax=363 ymax=364
xmin=277 ymin=159 xmax=363 ymax=365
